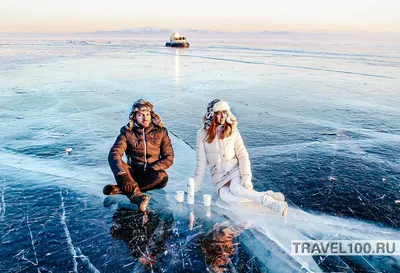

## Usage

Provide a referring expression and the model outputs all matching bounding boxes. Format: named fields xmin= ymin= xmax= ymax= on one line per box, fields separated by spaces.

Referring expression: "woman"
xmin=192 ymin=99 xmax=288 ymax=216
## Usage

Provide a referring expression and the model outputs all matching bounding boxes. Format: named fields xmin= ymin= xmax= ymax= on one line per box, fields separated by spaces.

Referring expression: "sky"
xmin=0 ymin=0 xmax=399 ymax=33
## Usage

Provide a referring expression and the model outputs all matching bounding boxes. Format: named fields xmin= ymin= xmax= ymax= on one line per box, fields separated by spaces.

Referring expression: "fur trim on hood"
xmin=126 ymin=99 xmax=164 ymax=130
xmin=202 ymin=99 xmax=236 ymax=130
xmin=201 ymin=114 xmax=237 ymax=131
xmin=126 ymin=112 xmax=164 ymax=130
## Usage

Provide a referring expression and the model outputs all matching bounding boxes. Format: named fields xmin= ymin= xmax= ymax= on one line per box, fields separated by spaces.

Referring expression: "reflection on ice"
xmin=106 ymin=191 xmax=263 ymax=272
xmin=198 ymin=222 xmax=242 ymax=273
xmin=174 ymin=49 xmax=180 ymax=92
xmin=1 ymin=125 xmax=399 ymax=272
xmin=110 ymin=208 xmax=173 ymax=270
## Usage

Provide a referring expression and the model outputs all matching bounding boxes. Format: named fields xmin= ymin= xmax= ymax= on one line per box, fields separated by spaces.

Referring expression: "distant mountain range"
xmin=1 ymin=27 xmax=399 ymax=41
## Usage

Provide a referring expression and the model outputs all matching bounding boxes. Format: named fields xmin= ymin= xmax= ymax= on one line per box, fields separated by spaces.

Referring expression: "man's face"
xmin=214 ymin=110 xmax=227 ymax=125
xmin=135 ymin=110 xmax=151 ymax=128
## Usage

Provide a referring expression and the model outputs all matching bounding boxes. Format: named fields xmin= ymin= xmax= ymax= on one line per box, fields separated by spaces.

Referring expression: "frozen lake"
xmin=1 ymin=38 xmax=399 ymax=272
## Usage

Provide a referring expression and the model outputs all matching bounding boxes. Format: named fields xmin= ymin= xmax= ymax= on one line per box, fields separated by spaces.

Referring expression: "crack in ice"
xmin=0 ymin=184 xmax=5 ymax=220
xmin=13 ymin=193 xmax=39 ymax=266
xmin=25 ymin=209 xmax=39 ymax=266
xmin=60 ymin=190 xmax=78 ymax=273
xmin=75 ymin=247 xmax=100 ymax=273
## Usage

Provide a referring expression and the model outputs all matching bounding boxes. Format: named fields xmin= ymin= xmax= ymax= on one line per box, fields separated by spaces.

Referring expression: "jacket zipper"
xmin=143 ymin=130 xmax=147 ymax=171
xmin=217 ymin=131 xmax=227 ymax=174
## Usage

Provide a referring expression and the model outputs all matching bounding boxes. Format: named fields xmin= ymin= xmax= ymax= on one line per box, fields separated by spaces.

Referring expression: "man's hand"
xmin=118 ymin=172 xmax=135 ymax=193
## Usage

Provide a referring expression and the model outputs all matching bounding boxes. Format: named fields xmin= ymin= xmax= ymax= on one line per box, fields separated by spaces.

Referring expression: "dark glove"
xmin=117 ymin=172 xmax=135 ymax=193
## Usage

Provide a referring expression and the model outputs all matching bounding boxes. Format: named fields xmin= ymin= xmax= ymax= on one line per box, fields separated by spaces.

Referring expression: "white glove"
xmin=242 ymin=175 xmax=253 ymax=190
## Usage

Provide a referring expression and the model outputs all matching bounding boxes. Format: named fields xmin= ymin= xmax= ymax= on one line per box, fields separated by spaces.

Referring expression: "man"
xmin=104 ymin=99 xmax=174 ymax=212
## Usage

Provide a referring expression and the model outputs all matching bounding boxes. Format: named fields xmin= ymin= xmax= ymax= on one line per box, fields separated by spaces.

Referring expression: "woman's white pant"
xmin=218 ymin=176 xmax=264 ymax=203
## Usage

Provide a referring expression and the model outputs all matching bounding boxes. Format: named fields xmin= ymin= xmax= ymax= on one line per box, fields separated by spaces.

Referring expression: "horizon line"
xmin=1 ymin=27 xmax=400 ymax=35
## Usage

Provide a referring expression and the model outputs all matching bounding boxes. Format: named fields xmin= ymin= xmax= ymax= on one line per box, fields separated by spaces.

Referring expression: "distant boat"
xmin=165 ymin=32 xmax=190 ymax=48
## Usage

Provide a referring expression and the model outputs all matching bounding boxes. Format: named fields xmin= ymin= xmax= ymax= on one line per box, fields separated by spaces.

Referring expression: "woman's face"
xmin=214 ymin=110 xmax=227 ymax=125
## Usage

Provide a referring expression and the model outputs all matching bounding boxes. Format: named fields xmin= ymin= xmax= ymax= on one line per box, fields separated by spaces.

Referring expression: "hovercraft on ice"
xmin=165 ymin=32 xmax=190 ymax=48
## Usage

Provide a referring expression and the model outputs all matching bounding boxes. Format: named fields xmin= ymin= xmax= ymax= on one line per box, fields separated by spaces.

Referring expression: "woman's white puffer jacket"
xmin=194 ymin=126 xmax=252 ymax=192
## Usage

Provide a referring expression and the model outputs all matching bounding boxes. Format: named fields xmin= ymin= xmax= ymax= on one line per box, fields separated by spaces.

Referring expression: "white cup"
xmin=203 ymin=194 xmax=212 ymax=207
xmin=175 ymin=191 xmax=185 ymax=203
xmin=187 ymin=177 xmax=195 ymax=196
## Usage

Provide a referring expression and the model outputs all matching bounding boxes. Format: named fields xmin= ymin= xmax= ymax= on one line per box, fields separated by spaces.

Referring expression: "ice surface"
xmin=1 ymin=38 xmax=399 ymax=272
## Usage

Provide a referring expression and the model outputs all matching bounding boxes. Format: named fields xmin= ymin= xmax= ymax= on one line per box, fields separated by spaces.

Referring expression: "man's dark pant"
xmin=114 ymin=162 xmax=168 ymax=194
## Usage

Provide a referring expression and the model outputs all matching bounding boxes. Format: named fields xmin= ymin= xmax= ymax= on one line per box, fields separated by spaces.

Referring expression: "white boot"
xmin=264 ymin=190 xmax=285 ymax=201
xmin=262 ymin=195 xmax=288 ymax=216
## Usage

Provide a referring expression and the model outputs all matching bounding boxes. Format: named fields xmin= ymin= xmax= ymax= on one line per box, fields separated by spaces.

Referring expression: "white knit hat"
xmin=212 ymin=100 xmax=230 ymax=112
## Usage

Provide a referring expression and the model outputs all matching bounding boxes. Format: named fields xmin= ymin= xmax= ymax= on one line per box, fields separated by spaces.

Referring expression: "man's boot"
xmin=128 ymin=183 xmax=150 ymax=212
xmin=130 ymin=194 xmax=150 ymax=212
xmin=118 ymin=172 xmax=150 ymax=212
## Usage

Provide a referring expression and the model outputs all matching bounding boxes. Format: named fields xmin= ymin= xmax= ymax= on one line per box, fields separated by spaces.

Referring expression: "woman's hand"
xmin=241 ymin=175 xmax=253 ymax=190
